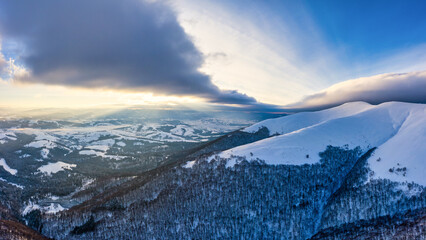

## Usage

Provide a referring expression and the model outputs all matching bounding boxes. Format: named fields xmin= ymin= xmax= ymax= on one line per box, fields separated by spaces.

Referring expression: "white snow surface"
xmin=79 ymin=149 xmax=124 ymax=160
xmin=90 ymin=138 xmax=115 ymax=147
xmin=86 ymin=145 xmax=110 ymax=151
xmin=25 ymin=140 xmax=56 ymax=149
xmin=86 ymin=138 xmax=116 ymax=152
xmin=22 ymin=202 xmax=41 ymax=215
xmin=183 ymin=160 xmax=196 ymax=168
xmin=170 ymin=125 xmax=195 ymax=136
xmin=367 ymin=103 xmax=426 ymax=185
xmin=38 ymin=161 xmax=77 ymax=175
xmin=243 ymin=101 xmax=374 ymax=135
xmin=40 ymin=148 xmax=50 ymax=159
xmin=211 ymin=102 xmax=426 ymax=185
xmin=79 ymin=150 xmax=98 ymax=156
xmin=22 ymin=202 xmax=66 ymax=215
xmin=0 ymin=158 xmax=17 ymax=175
xmin=45 ymin=203 xmax=66 ymax=214
xmin=0 ymin=130 xmax=17 ymax=144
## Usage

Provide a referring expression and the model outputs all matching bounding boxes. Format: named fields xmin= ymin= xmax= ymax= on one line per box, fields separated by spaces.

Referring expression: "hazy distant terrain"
xmin=0 ymin=108 xmax=273 ymax=224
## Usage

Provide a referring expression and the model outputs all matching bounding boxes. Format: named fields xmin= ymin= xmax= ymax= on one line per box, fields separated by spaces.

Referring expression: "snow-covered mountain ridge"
xmin=209 ymin=102 xmax=426 ymax=185
xmin=23 ymin=102 xmax=424 ymax=240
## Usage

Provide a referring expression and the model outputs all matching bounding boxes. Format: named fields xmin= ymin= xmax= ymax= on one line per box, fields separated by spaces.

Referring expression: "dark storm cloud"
xmin=0 ymin=0 xmax=263 ymax=105
xmin=287 ymin=71 xmax=426 ymax=110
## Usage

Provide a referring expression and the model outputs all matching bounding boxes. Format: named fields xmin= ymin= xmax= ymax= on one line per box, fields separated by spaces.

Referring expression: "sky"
xmin=0 ymin=0 xmax=425 ymax=111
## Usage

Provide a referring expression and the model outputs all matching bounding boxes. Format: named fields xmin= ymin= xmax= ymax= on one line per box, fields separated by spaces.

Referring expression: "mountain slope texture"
xmin=21 ymin=102 xmax=426 ymax=239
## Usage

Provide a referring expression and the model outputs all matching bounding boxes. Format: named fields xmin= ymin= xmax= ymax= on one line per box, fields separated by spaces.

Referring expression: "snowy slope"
xmin=209 ymin=102 xmax=426 ymax=185
xmin=0 ymin=158 xmax=17 ymax=175
xmin=367 ymin=104 xmax=426 ymax=185
xmin=243 ymin=101 xmax=374 ymax=135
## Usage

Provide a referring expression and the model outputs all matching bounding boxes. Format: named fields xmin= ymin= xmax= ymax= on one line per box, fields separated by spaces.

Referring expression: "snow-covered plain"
xmin=0 ymin=119 xmax=247 ymax=171
xmin=209 ymin=102 xmax=426 ymax=185
xmin=25 ymin=139 xmax=57 ymax=149
xmin=6 ymin=118 xmax=247 ymax=156
xmin=38 ymin=161 xmax=77 ymax=175
xmin=79 ymin=150 xmax=99 ymax=156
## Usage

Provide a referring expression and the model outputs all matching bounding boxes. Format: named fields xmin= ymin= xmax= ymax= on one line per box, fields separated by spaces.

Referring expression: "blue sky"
xmin=0 ymin=0 xmax=425 ymax=110
xmin=306 ymin=0 xmax=426 ymax=56
xmin=174 ymin=0 xmax=426 ymax=104
xmin=211 ymin=0 xmax=426 ymax=68
xmin=221 ymin=0 xmax=426 ymax=55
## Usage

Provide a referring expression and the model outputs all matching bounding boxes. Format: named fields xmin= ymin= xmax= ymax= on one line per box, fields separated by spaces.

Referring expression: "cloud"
xmin=0 ymin=54 xmax=5 ymax=71
xmin=288 ymin=71 xmax=426 ymax=110
xmin=0 ymin=44 xmax=9 ymax=83
xmin=0 ymin=43 xmax=6 ymax=72
xmin=206 ymin=52 xmax=228 ymax=61
xmin=0 ymin=0 xmax=263 ymax=106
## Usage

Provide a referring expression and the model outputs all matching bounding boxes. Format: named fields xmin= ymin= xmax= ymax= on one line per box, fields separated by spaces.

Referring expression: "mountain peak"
xmin=209 ymin=102 xmax=426 ymax=185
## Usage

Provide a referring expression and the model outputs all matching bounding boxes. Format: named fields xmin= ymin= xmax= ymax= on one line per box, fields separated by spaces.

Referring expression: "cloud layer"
xmin=289 ymin=71 xmax=426 ymax=110
xmin=0 ymin=0 xmax=261 ymax=105
xmin=0 ymin=45 xmax=6 ymax=77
